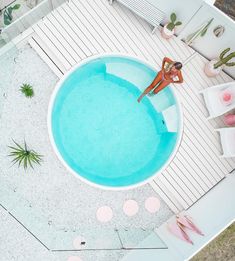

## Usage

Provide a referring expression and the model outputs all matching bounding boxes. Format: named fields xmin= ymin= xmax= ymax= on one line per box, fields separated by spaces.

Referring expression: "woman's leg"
xmin=138 ymin=72 xmax=162 ymax=102
xmin=153 ymin=81 xmax=170 ymax=95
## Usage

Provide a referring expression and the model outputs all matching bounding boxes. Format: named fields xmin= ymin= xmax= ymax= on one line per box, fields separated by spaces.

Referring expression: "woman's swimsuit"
xmin=162 ymin=71 xmax=178 ymax=82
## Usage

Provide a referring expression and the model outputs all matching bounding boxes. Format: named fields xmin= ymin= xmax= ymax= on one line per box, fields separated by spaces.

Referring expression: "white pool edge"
xmin=47 ymin=53 xmax=184 ymax=191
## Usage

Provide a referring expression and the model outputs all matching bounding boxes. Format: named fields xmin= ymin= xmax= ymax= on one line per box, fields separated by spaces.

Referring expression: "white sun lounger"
xmin=216 ymin=127 xmax=235 ymax=158
xmin=108 ymin=0 xmax=165 ymax=34
xmin=199 ymin=81 xmax=235 ymax=119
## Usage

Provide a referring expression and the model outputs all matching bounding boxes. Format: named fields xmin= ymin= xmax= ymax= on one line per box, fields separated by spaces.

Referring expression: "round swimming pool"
xmin=48 ymin=55 xmax=183 ymax=189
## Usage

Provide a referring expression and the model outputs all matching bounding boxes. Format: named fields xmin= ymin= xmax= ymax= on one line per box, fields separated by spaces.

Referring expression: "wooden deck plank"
xmin=46 ymin=14 xmax=83 ymax=61
xmin=49 ymin=11 xmax=89 ymax=59
xmin=54 ymin=7 xmax=93 ymax=57
xmin=170 ymin=157 xmax=205 ymax=196
xmin=28 ymin=36 xmax=64 ymax=78
xmin=165 ymin=165 xmax=197 ymax=203
xmin=75 ymin=0 xmax=119 ymax=52
xmin=150 ymin=180 xmax=184 ymax=213
xmin=40 ymin=19 xmax=77 ymax=66
xmin=32 ymin=23 xmax=71 ymax=70
xmin=157 ymin=174 xmax=190 ymax=209
xmin=64 ymin=2 xmax=103 ymax=54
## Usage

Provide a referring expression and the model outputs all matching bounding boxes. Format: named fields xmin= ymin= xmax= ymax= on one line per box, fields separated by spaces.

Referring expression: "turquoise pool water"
xmin=50 ymin=56 xmax=181 ymax=188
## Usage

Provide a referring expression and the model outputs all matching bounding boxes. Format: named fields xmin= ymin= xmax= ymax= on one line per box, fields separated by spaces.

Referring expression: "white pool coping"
xmin=47 ymin=53 xmax=184 ymax=191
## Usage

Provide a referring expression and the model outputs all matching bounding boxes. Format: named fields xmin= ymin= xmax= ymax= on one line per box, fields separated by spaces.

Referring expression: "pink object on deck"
xmin=177 ymin=215 xmax=204 ymax=236
xmin=221 ymin=91 xmax=233 ymax=106
xmin=123 ymin=200 xmax=139 ymax=216
xmin=145 ymin=197 xmax=161 ymax=213
xmin=96 ymin=206 xmax=113 ymax=223
xmin=168 ymin=222 xmax=193 ymax=244
xmin=224 ymin=114 xmax=235 ymax=126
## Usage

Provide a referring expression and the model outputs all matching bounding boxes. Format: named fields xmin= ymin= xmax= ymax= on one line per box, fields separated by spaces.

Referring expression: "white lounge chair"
xmin=108 ymin=0 xmax=165 ymax=34
xmin=216 ymin=127 xmax=235 ymax=158
xmin=199 ymin=81 xmax=235 ymax=119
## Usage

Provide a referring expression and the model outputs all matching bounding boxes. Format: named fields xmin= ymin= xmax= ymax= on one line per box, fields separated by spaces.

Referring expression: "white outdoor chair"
xmin=216 ymin=127 xmax=235 ymax=158
xmin=108 ymin=0 xmax=165 ymax=34
xmin=199 ymin=81 xmax=235 ymax=119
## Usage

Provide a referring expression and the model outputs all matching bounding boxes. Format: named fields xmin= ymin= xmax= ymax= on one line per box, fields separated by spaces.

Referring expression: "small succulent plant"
xmin=8 ymin=140 xmax=42 ymax=169
xmin=166 ymin=13 xmax=182 ymax=31
xmin=20 ymin=83 xmax=34 ymax=98
xmin=214 ymin=48 xmax=235 ymax=69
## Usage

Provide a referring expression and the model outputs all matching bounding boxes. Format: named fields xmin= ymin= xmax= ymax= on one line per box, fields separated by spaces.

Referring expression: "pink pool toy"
xmin=224 ymin=114 xmax=235 ymax=126
xmin=221 ymin=90 xmax=233 ymax=106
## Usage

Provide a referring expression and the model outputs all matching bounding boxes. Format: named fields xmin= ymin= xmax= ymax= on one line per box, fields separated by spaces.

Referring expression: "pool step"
xmin=162 ymin=105 xmax=178 ymax=133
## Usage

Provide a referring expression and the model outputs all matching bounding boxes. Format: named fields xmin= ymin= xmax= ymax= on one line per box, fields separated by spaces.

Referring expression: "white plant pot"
xmin=161 ymin=24 xmax=175 ymax=39
xmin=204 ymin=59 xmax=222 ymax=77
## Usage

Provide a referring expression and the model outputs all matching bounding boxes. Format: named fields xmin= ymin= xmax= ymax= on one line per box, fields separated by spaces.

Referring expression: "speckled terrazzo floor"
xmin=0 ymin=44 xmax=173 ymax=261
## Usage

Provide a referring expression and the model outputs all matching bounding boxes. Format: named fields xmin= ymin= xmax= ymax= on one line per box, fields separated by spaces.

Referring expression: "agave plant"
xmin=20 ymin=83 xmax=34 ymax=98
xmin=8 ymin=140 xmax=42 ymax=169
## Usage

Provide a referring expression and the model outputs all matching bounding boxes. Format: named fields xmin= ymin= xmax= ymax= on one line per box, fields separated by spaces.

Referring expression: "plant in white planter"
xmin=3 ymin=4 xmax=21 ymax=26
xmin=185 ymin=18 xmax=214 ymax=46
xmin=205 ymin=48 xmax=235 ymax=77
xmin=161 ymin=13 xmax=182 ymax=39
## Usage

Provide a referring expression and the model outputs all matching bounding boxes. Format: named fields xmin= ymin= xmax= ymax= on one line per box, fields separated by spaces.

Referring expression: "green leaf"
xmin=175 ymin=21 xmax=182 ymax=26
xmin=200 ymin=27 xmax=208 ymax=37
xmin=170 ymin=13 xmax=176 ymax=23
xmin=13 ymin=140 xmax=24 ymax=150
xmin=166 ymin=22 xmax=175 ymax=31
xmin=7 ymin=7 xmax=13 ymax=16
xmin=225 ymin=62 xmax=235 ymax=67
xmin=220 ymin=48 xmax=230 ymax=59
xmin=3 ymin=11 xmax=11 ymax=25
xmin=12 ymin=4 xmax=21 ymax=10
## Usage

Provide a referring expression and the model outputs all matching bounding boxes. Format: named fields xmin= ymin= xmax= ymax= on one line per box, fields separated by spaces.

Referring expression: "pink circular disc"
xmin=96 ymin=206 xmax=113 ymax=223
xmin=73 ymin=236 xmax=86 ymax=249
xmin=145 ymin=197 xmax=161 ymax=213
xmin=67 ymin=256 xmax=83 ymax=261
xmin=123 ymin=200 xmax=139 ymax=216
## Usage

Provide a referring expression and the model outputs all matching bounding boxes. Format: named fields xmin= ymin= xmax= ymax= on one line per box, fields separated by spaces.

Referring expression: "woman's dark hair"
xmin=173 ymin=62 xmax=183 ymax=70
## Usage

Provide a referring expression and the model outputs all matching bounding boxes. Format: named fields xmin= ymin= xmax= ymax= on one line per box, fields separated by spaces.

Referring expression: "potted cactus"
xmin=205 ymin=48 xmax=235 ymax=77
xmin=161 ymin=13 xmax=182 ymax=39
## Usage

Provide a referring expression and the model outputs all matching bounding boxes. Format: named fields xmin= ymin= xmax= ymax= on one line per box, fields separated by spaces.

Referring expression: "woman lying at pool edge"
xmin=137 ymin=57 xmax=184 ymax=103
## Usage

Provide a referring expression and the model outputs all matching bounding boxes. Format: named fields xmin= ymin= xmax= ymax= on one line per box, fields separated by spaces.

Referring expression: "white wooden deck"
xmin=27 ymin=0 xmax=235 ymax=213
